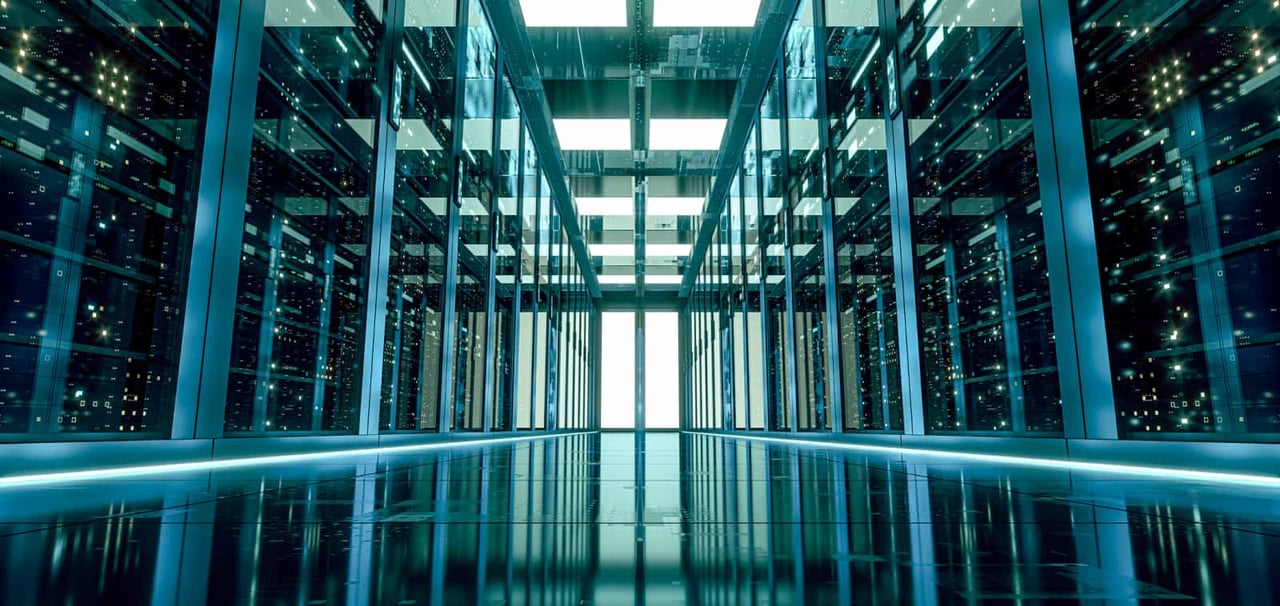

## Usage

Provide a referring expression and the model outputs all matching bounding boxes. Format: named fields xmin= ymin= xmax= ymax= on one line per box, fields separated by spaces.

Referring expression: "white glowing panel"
xmin=794 ymin=197 xmax=822 ymax=216
xmin=346 ymin=118 xmax=444 ymax=150
xmin=645 ymin=275 xmax=685 ymax=284
xmin=647 ymin=197 xmax=705 ymax=215
xmin=520 ymin=0 xmax=627 ymax=27
xmin=649 ymin=118 xmax=726 ymax=150
xmin=404 ymin=0 xmax=457 ymax=26
xmin=589 ymin=244 xmax=633 ymax=257
xmin=266 ymin=0 xmax=355 ymax=27
xmin=575 ymin=197 xmax=634 ymax=216
xmin=587 ymin=243 xmax=692 ymax=257
xmin=924 ymin=0 xmax=1022 ymax=28
xmin=648 ymin=243 xmax=693 ymax=256
xmin=652 ymin=0 xmax=761 ymax=27
xmin=597 ymin=275 xmax=637 ymax=284
xmin=553 ymin=119 xmax=632 ymax=150
xmin=825 ymin=0 xmax=878 ymax=27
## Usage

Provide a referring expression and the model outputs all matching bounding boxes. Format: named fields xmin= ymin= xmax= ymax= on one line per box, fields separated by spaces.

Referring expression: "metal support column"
xmin=481 ymin=51 xmax=506 ymax=434
xmin=1022 ymin=0 xmax=1118 ymax=439
xmin=774 ymin=53 xmax=802 ymax=432
xmin=877 ymin=0 xmax=928 ymax=435
xmin=505 ymin=123 xmax=527 ymax=431
xmin=812 ymin=0 xmax=845 ymax=432
xmin=679 ymin=306 xmax=692 ymax=429
xmin=172 ymin=0 xmax=266 ymax=439
xmin=355 ymin=0 xmax=406 ymax=435
xmin=436 ymin=0 xmax=474 ymax=434
xmin=754 ymin=127 xmax=776 ymax=430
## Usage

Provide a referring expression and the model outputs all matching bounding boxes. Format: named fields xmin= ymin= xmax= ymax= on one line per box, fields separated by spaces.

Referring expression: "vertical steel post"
xmin=172 ymin=0 xmax=266 ymax=439
xmin=436 ymin=0 xmax=473 ymax=434
xmin=356 ymin=0 xmax=406 ymax=435
xmin=1022 ymin=0 xmax=1118 ymax=439
xmin=876 ymin=0 xmax=928 ymax=435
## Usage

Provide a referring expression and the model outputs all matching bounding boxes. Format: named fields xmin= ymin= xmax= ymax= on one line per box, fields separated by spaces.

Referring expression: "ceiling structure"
xmin=515 ymin=0 xmax=763 ymax=291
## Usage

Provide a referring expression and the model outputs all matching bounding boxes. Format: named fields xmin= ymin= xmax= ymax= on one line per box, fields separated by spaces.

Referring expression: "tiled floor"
xmin=2 ymin=432 xmax=1279 ymax=604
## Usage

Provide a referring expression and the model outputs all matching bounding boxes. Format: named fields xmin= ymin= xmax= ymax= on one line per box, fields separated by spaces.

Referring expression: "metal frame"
xmin=678 ymin=0 xmax=804 ymax=298
xmin=171 ymin=0 xmax=267 ymax=439
xmin=811 ymin=0 xmax=844 ymax=433
xmin=356 ymin=0 xmax=408 ymax=435
xmin=876 ymin=0 xmax=928 ymax=435
xmin=484 ymin=0 xmax=602 ymax=298
xmin=684 ymin=0 xmax=1137 ymax=442
xmin=435 ymin=0 xmax=474 ymax=434
xmin=1022 ymin=0 xmax=1118 ymax=439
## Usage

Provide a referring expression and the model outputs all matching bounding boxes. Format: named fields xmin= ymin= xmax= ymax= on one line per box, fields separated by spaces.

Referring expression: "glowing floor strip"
xmin=694 ymin=431 xmax=1280 ymax=489
xmin=0 ymin=432 xmax=590 ymax=489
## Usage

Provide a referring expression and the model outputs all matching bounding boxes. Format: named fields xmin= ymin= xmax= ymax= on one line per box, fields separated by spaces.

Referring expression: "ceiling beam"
xmin=677 ymin=0 xmax=801 ymax=298
xmin=485 ymin=0 xmax=602 ymax=298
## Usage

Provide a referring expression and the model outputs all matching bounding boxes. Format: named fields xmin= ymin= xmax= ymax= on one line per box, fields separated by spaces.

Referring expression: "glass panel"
xmin=382 ymin=1 xmax=458 ymax=432
xmin=0 ymin=0 xmax=217 ymax=438
xmin=227 ymin=0 xmax=386 ymax=433
xmin=899 ymin=0 xmax=1060 ymax=434
xmin=381 ymin=210 xmax=445 ymax=431
xmin=451 ymin=0 xmax=496 ymax=431
xmin=491 ymin=80 xmax=521 ymax=431
xmin=826 ymin=10 xmax=900 ymax=431
xmin=761 ymin=74 xmax=792 ymax=430
xmin=1071 ymin=0 xmax=1280 ymax=439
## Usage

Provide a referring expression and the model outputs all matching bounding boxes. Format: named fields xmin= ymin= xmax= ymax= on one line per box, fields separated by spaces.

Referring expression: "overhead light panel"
xmin=589 ymin=244 xmax=634 ymax=257
xmin=575 ymin=197 xmax=634 ymax=216
xmin=553 ymin=119 xmax=632 ymax=150
xmin=519 ymin=0 xmax=627 ymax=27
xmin=649 ymin=118 xmax=726 ymax=150
xmin=587 ymin=243 xmax=693 ymax=257
xmin=647 ymin=243 xmax=693 ymax=256
xmin=647 ymin=197 xmax=705 ymax=215
xmin=652 ymin=0 xmax=761 ymax=27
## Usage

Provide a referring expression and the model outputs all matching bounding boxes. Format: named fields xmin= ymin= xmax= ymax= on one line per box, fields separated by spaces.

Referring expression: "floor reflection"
xmin=2 ymin=432 xmax=1279 ymax=604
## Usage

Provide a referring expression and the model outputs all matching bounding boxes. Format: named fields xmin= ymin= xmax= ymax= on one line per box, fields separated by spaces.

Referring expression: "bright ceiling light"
xmin=519 ymin=0 xmax=627 ymax=27
xmin=587 ymin=244 xmax=692 ymax=257
xmin=647 ymin=197 xmax=705 ymax=215
xmin=553 ymin=118 xmax=632 ymax=150
xmin=597 ymin=275 xmax=637 ymax=284
xmin=644 ymin=275 xmax=685 ymax=284
xmin=649 ymin=118 xmax=726 ymax=150
xmin=575 ymin=197 xmax=634 ymax=216
xmin=647 ymin=243 xmax=693 ymax=256
xmin=652 ymin=0 xmax=761 ymax=27
xmin=589 ymin=244 xmax=633 ymax=257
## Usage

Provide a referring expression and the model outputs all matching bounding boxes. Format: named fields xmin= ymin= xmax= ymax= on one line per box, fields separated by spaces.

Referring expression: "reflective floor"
xmin=3 ymin=432 xmax=1280 ymax=604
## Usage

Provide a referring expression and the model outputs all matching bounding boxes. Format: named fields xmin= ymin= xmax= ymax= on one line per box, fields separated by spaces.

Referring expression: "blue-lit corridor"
xmin=4 ymin=0 xmax=1280 ymax=602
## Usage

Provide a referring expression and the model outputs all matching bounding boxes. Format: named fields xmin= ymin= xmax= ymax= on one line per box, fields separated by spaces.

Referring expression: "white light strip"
xmin=694 ymin=432 xmax=1280 ymax=489
xmin=649 ymin=118 xmax=726 ymax=150
xmin=850 ymin=38 xmax=880 ymax=91
xmin=0 ymin=432 xmax=590 ymax=490
xmin=519 ymin=0 xmax=627 ymax=27
xmin=553 ymin=118 xmax=631 ymax=150
xmin=575 ymin=196 xmax=634 ymax=216
xmin=402 ymin=42 xmax=432 ymax=92
xmin=652 ymin=0 xmax=761 ymax=27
